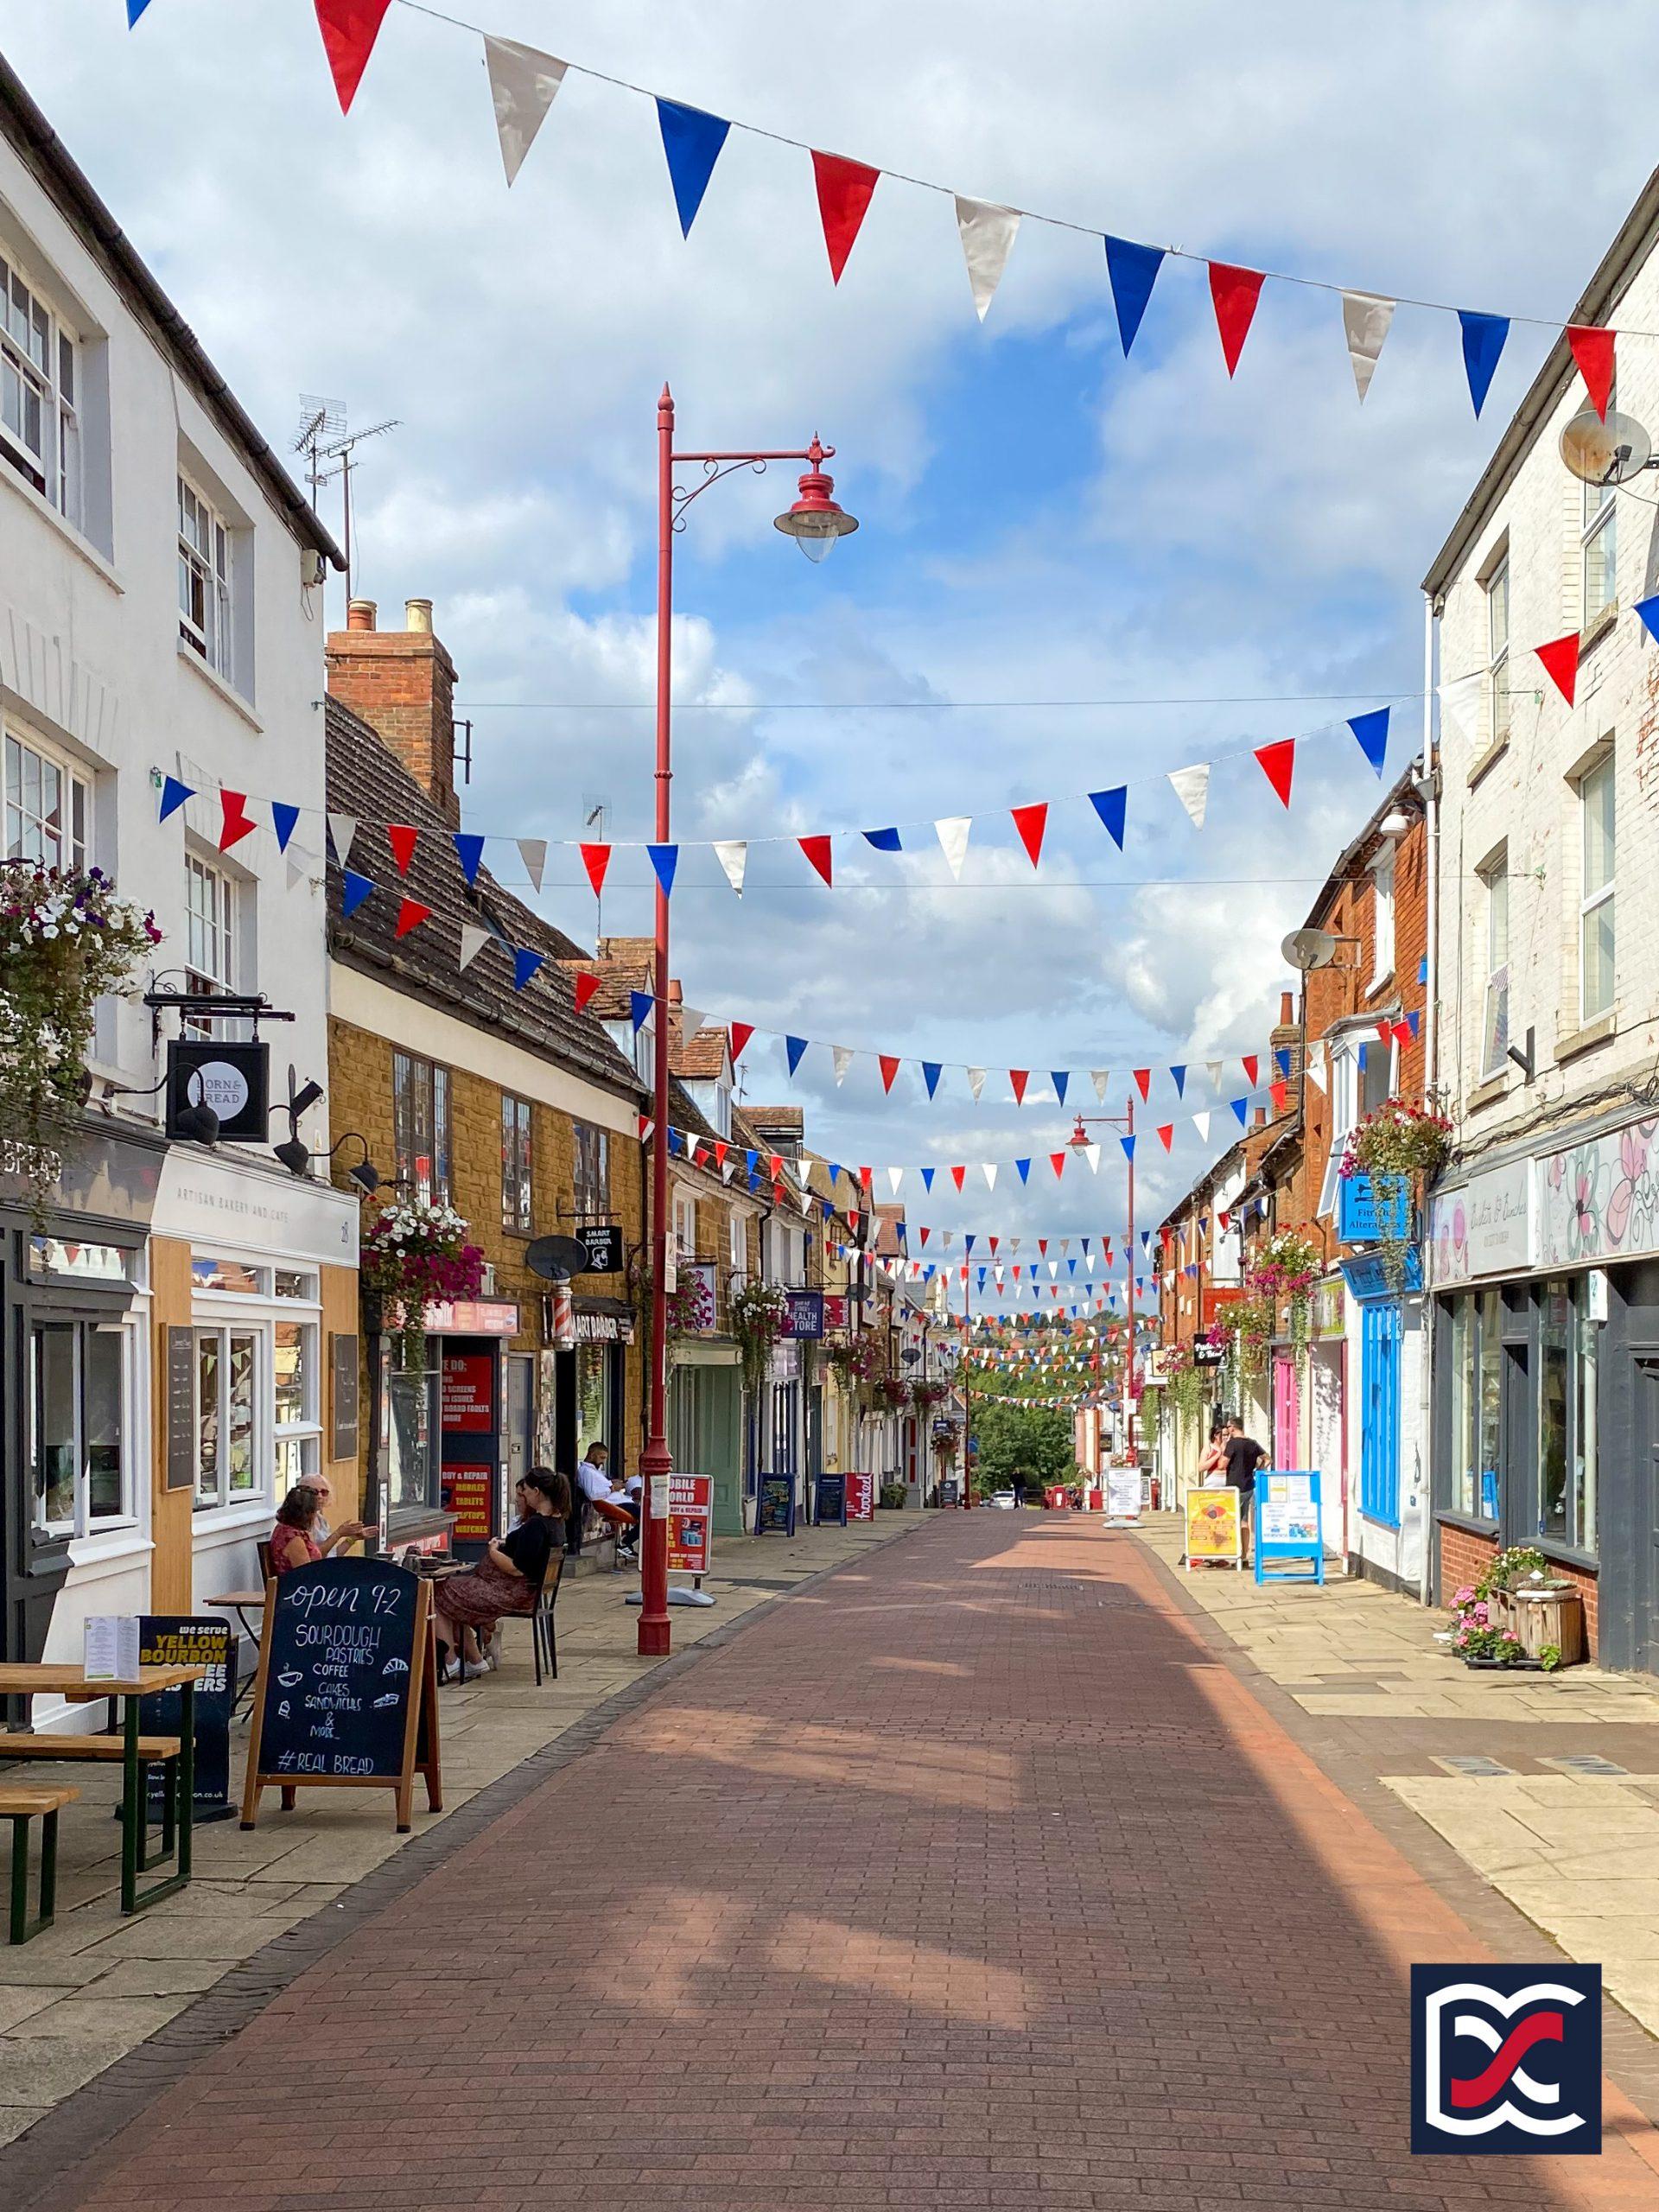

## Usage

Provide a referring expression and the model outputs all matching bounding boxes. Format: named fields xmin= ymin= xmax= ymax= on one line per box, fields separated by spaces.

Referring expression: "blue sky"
xmin=6 ymin=0 xmax=1654 ymax=1303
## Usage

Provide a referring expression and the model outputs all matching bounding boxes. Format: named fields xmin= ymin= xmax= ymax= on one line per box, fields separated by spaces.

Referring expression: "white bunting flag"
xmin=936 ymin=815 xmax=972 ymax=880
xmin=285 ymin=844 xmax=320 ymax=892
xmin=1192 ymin=1110 xmax=1211 ymax=1143
xmin=1167 ymin=763 xmax=1210 ymax=831
xmin=713 ymin=840 xmax=748 ymax=896
xmin=1084 ymin=1142 xmax=1101 ymax=1174
xmin=327 ymin=813 xmax=358 ymax=866
xmin=1439 ymin=672 xmax=1484 ymax=749
xmin=1205 ymin=1058 xmax=1224 ymax=1090
xmin=967 ymin=1066 xmax=986 ymax=1103
xmin=955 ymin=195 xmax=1021 ymax=321
xmin=1341 ymin=289 xmax=1395 ymax=402
xmin=1009 ymin=1237 xmax=1020 ymax=1254
xmin=887 ymin=1167 xmax=905 ymax=1197
xmin=1085 ymin=1254 xmax=1096 ymax=1274
xmin=1307 ymin=1041 xmax=1329 ymax=1093
xmin=459 ymin=922 xmax=492 ymax=972
xmin=833 ymin=1046 xmax=854 ymax=1086
xmin=982 ymin=1163 xmax=999 ymax=1191
xmin=1090 ymin=1070 xmax=1109 ymax=1102
xmin=679 ymin=1006 xmax=705 ymax=1040
xmin=484 ymin=35 xmax=567 ymax=187
xmin=517 ymin=838 xmax=548 ymax=893
xmin=721 ymin=1160 xmax=736 ymax=1184
xmin=1048 ymin=1262 xmax=1058 ymax=1279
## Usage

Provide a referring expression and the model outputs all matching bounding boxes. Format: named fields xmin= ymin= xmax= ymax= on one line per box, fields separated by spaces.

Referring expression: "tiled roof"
xmin=326 ymin=699 xmax=644 ymax=1102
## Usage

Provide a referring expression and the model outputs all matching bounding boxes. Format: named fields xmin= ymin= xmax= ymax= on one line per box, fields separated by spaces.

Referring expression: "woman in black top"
xmin=432 ymin=1467 xmax=568 ymax=1680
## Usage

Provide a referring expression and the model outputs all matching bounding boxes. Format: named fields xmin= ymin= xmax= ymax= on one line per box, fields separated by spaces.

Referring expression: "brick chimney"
xmin=327 ymin=597 xmax=460 ymax=825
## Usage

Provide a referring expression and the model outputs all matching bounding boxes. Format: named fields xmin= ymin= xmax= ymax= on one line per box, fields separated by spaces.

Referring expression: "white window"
xmin=3 ymin=721 xmax=89 ymax=874
xmin=185 ymin=850 xmax=237 ymax=1036
xmin=1583 ymin=395 xmax=1617 ymax=627
xmin=272 ymin=1311 xmax=321 ymax=1491
xmin=1579 ymin=753 xmax=1615 ymax=1021
xmin=673 ymin=1192 xmax=696 ymax=1264
xmin=712 ymin=1080 xmax=732 ymax=1140
xmin=29 ymin=1318 xmax=134 ymax=1536
xmin=0 ymin=250 xmax=79 ymax=526
xmin=192 ymin=1258 xmax=321 ymax=1509
xmin=1370 ymin=851 xmax=1395 ymax=988
xmin=729 ymin=1211 xmax=746 ymax=1279
xmin=1485 ymin=551 xmax=1510 ymax=749
xmin=1318 ymin=1046 xmax=1357 ymax=1218
xmin=178 ymin=474 xmax=234 ymax=679
xmin=1479 ymin=849 xmax=1509 ymax=1077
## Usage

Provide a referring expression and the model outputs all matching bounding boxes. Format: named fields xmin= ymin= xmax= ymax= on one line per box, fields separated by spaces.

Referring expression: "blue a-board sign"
xmin=756 ymin=1473 xmax=796 ymax=1536
xmin=1253 ymin=1470 xmax=1325 ymax=1586
xmin=814 ymin=1471 xmax=847 ymax=1526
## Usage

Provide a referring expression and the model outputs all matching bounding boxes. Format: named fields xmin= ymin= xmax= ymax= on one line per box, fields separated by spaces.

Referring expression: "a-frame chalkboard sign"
xmin=240 ymin=1558 xmax=442 ymax=1833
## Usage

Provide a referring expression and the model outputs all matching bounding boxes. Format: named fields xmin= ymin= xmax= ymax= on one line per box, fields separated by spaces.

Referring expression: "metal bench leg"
xmin=8 ymin=1815 xmax=26 ymax=1946
xmin=7 ymin=1812 xmax=59 ymax=1945
xmin=39 ymin=1809 xmax=59 ymax=1929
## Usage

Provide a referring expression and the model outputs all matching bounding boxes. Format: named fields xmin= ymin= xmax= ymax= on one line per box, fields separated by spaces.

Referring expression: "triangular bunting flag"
xmin=936 ymin=816 xmax=972 ymax=880
xmin=1090 ymin=1071 xmax=1109 ymax=1101
xmin=1009 ymin=1070 xmax=1030 ymax=1104
xmin=1052 ymin=1071 xmax=1070 ymax=1105
xmin=1014 ymin=1158 xmax=1031 ymax=1185
xmin=879 ymin=1053 xmax=901 ymax=1093
xmin=967 ymin=1066 xmax=986 ymax=1103
xmin=1209 ymin=261 xmax=1265 ymax=375
xmin=955 ymin=195 xmax=1020 ymax=320
xmin=629 ymin=990 xmax=653 ymax=1033
xmin=1459 ymin=310 xmax=1510 ymax=417
xmin=657 ymin=99 xmax=730 ymax=237
xmin=387 ymin=823 xmax=417 ymax=874
xmin=394 ymin=898 xmax=430 ymax=939
xmin=712 ymin=840 xmax=747 ymax=896
xmin=1348 ymin=707 xmax=1390 ymax=778
xmin=1103 ymin=235 xmax=1163 ymax=355
xmin=315 ymin=0 xmax=391 ymax=115
xmin=458 ymin=922 xmax=492 ymax=972
xmin=270 ymin=802 xmax=301 ymax=853
xmin=862 ymin=826 xmax=902 ymax=852
xmin=340 ymin=870 xmax=375 ymax=918
xmin=453 ymin=831 xmax=486 ymax=883
xmin=887 ymin=1167 xmax=904 ymax=1196
xmin=833 ymin=1046 xmax=854 ymax=1086
xmin=646 ymin=843 xmax=679 ymax=897
xmin=982 ymin=1164 xmax=999 ymax=1191
xmin=1084 ymin=1143 xmax=1100 ymax=1173
xmin=1120 ymin=1135 xmax=1135 ymax=1162
xmin=921 ymin=1167 xmax=936 ymax=1193
xmin=127 ymin=0 xmax=154 ymax=20
xmin=1254 ymin=738 xmax=1295 ymax=807
xmin=785 ymin=1034 xmax=808 ymax=1077
xmin=512 ymin=949 xmax=543 ymax=992
xmin=1192 ymin=1111 xmax=1211 ymax=1142
xmin=219 ymin=791 xmax=257 ymax=852
xmin=798 ymin=834 xmax=834 ymax=887
xmin=484 ymin=35 xmax=566 ymax=187
xmin=1132 ymin=1068 xmax=1151 ymax=1102
xmin=1010 ymin=802 xmax=1046 ymax=868
xmin=1230 ymin=1096 xmax=1249 ymax=1126
xmin=1049 ymin=1152 xmax=1067 ymax=1179
xmin=1341 ymin=290 xmax=1395 ymax=402
xmin=1635 ymin=595 xmax=1659 ymax=645
xmin=572 ymin=970 xmax=601 ymax=1013
xmin=922 ymin=1061 xmax=942 ymax=1099
xmin=812 ymin=150 xmax=880 ymax=283
xmin=159 ymin=775 xmax=194 ymax=823
xmin=1438 ymin=672 xmax=1484 ymax=747
xmin=1167 ymin=762 xmax=1209 ymax=830
xmin=579 ymin=842 xmax=611 ymax=898
xmin=1088 ymin=785 xmax=1127 ymax=849
xmin=729 ymin=1021 xmax=754 ymax=1063
xmin=518 ymin=839 xmax=547 ymax=893
xmin=950 ymin=1166 xmax=966 ymax=1192
xmin=1535 ymin=632 xmax=1580 ymax=708
xmin=1567 ymin=325 xmax=1615 ymax=421
xmin=1242 ymin=1054 xmax=1259 ymax=1086
xmin=327 ymin=812 xmax=357 ymax=866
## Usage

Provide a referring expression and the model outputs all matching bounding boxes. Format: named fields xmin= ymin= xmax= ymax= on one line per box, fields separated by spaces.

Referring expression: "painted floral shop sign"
xmin=1538 ymin=1117 xmax=1659 ymax=1268
xmin=1428 ymin=1158 xmax=1534 ymax=1286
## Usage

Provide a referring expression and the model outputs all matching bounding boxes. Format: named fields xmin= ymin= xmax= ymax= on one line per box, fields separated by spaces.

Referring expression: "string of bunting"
xmin=128 ymin=3 xmax=1647 ymax=418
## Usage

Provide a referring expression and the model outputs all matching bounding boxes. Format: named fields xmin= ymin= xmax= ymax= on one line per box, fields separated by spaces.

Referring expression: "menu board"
xmin=845 ymin=1472 xmax=875 ymax=1522
xmin=756 ymin=1474 xmax=796 ymax=1535
xmin=1185 ymin=1487 xmax=1243 ymax=1565
xmin=330 ymin=1333 xmax=360 ymax=1461
xmin=441 ymin=1467 xmax=493 ymax=1541
xmin=442 ymin=1351 xmax=495 ymax=1433
xmin=138 ymin=1617 xmax=236 ymax=1818
xmin=164 ymin=1326 xmax=196 ymax=1491
xmin=1106 ymin=1469 xmax=1141 ymax=1521
xmin=241 ymin=1558 xmax=441 ymax=1831
xmin=814 ymin=1471 xmax=847 ymax=1526
xmin=667 ymin=1473 xmax=712 ymax=1574
xmin=1258 ymin=1471 xmax=1320 ymax=1546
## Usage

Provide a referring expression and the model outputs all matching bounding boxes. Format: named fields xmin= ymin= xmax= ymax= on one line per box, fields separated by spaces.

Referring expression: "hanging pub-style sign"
xmin=166 ymin=1037 xmax=270 ymax=1143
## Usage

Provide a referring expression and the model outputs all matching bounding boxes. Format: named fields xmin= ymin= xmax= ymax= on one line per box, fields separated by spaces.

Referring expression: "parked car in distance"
xmin=987 ymin=1490 xmax=1018 ymax=1510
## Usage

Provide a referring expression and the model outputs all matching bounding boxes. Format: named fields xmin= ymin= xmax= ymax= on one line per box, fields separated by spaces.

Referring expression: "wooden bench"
xmin=0 ymin=1733 xmax=184 ymax=1873
xmin=1 ymin=1783 xmax=78 ymax=1943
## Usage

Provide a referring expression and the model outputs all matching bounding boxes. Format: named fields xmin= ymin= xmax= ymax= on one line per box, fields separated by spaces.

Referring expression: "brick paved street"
xmin=9 ymin=1515 xmax=1659 ymax=2211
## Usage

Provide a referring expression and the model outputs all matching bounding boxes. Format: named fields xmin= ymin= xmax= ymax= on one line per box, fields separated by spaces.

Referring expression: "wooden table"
xmin=0 ymin=1662 xmax=206 ymax=1913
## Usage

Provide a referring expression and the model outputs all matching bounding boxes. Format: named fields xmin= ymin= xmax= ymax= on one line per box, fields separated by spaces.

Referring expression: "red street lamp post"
xmin=638 ymin=386 xmax=857 ymax=1657
xmin=1069 ymin=1101 xmax=1137 ymax=1459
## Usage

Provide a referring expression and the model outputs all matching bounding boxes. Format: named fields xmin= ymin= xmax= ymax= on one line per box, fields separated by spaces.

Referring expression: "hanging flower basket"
xmin=909 ymin=1378 xmax=949 ymax=1416
xmin=1163 ymin=1340 xmax=1210 ymax=1423
xmin=1237 ymin=1228 xmax=1322 ymax=1370
xmin=874 ymin=1376 xmax=911 ymax=1412
xmin=731 ymin=1276 xmax=790 ymax=1394
xmin=1342 ymin=1096 xmax=1452 ymax=1294
xmin=360 ymin=1197 xmax=486 ymax=1370
xmin=0 ymin=861 xmax=161 ymax=1211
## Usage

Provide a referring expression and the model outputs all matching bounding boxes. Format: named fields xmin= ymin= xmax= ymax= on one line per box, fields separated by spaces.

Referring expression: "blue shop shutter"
xmin=1359 ymin=1300 xmax=1402 ymax=1529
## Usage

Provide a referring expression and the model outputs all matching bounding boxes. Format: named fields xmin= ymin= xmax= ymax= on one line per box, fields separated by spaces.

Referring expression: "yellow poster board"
xmin=1185 ymin=1486 xmax=1243 ymax=1567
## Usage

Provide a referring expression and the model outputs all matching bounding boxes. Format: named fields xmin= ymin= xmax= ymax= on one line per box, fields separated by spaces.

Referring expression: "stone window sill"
xmin=1554 ymin=1010 xmax=1617 ymax=1065
xmin=1580 ymin=602 xmax=1618 ymax=658
xmin=178 ymin=639 xmax=263 ymax=733
xmin=1465 ymin=1071 xmax=1509 ymax=1112
xmin=1466 ymin=734 xmax=1510 ymax=788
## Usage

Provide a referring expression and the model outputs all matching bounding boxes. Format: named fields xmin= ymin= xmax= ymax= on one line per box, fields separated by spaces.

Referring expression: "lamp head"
xmin=273 ymin=1135 xmax=312 ymax=1178
xmin=175 ymin=1100 xmax=220 ymax=1146
xmin=774 ymin=438 xmax=858 ymax=563
xmin=289 ymin=1077 xmax=326 ymax=1120
xmin=1068 ymin=1115 xmax=1090 ymax=1147
xmin=347 ymin=1158 xmax=381 ymax=1196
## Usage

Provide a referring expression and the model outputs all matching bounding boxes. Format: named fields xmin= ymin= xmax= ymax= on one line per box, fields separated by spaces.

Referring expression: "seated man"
xmin=575 ymin=1440 xmax=638 ymax=1561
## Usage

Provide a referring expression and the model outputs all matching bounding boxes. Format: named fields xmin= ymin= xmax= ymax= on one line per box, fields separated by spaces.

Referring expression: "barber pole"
xmin=551 ymin=1281 xmax=575 ymax=1351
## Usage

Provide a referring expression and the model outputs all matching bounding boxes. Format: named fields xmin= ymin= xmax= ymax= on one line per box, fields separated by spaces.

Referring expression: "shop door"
xmin=1358 ymin=1302 xmax=1401 ymax=1527
xmin=505 ymin=1355 xmax=533 ymax=1489
xmin=707 ymin=1370 xmax=743 ymax=1538
xmin=1272 ymin=1351 xmax=1300 ymax=1469
xmin=1627 ymin=1358 xmax=1659 ymax=1675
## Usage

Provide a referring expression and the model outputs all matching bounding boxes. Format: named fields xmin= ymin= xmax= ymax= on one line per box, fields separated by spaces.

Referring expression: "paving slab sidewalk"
xmin=1135 ymin=1511 xmax=1659 ymax=2043
xmin=0 ymin=1510 xmax=916 ymax=2145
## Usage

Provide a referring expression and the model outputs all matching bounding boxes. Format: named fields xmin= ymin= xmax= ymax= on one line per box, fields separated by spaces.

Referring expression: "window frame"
xmin=1484 ymin=550 xmax=1511 ymax=749
xmin=177 ymin=472 xmax=235 ymax=681
xmin=1535 ymin=1276 xmax=1598 ymax=1554
xmin=0 ymin=246 xmax=80 ymax=527
xmin=1577 ymin=751 xmax=1616 ymax=1024
xmin=572 ymin=1120 xmax=608 ymax=1218
xmin=392 ymin=1052 xmax=453 ymax=1206
xmin=1582 ymin=447 xmax=1618 ymax=629
xmin=3 ymin=716 xmax=90 ymax=875
xmin=1369 ymin=849 xmax=1395 ymax=990
xmin=1478 ymin=847 xmax=1509 ymax=1078
xmin=501 ymin=1093 xmax=533 ymax=1235
xmin=28 ymin=1316 xmax=137 ymax=1539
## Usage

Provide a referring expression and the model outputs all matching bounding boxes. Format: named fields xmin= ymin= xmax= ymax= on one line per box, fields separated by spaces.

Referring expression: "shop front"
xmin=550 ymin=1299 xmax=632 ymax=1478
xmin=669 ymin=1341 xmax=742 ymax=1535
xmin=1339 ymin=1249 xmax=1427 ymax=1595
xmin=1306 ymin=1277 xmax=1347 ymax=1548
xmin=382 ymin=1296 xmax=521 ymax=1558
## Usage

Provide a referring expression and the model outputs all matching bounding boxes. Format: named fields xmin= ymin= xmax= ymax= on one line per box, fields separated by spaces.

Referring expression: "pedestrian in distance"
xmin=1197 ymin=1418 xmax=1230 ymax=1489
xmin=1011 ymin=1466 xmax=1027 ymax=1510
xmin=574 ymin=1440 xmax=639 ymax=1562
xmin=1221 ymin=1417 xmax=1267 ymax=1563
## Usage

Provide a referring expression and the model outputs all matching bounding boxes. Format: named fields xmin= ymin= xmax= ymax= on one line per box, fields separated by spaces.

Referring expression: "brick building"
xmin=323 ymin=601 xmax=647 ymax=1559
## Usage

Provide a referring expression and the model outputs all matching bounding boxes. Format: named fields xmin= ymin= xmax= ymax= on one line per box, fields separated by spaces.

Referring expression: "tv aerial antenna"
xmin=294 ymin=397 xmax=400 ymax=597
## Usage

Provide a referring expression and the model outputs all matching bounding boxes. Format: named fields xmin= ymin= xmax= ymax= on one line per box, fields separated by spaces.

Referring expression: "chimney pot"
xmin=346 ymin=598 xmax=377 ymax=632
xmin=1255 ymin=1106 xmax=1267 ymax=1127
xmin=406 ymin=597 xmax=433 ymax=634
xmin=1280 ymin=989 xmax=1294 ymax=1027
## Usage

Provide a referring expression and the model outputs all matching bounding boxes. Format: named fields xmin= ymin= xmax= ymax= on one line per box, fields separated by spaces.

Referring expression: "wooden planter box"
xmin=1510 ymin=1585 xmax=1586 ymax=1667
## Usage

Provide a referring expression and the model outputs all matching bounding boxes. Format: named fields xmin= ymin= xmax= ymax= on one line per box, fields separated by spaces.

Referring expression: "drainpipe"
xmin=1418 ymin=590 xmax=1440 ymax=1610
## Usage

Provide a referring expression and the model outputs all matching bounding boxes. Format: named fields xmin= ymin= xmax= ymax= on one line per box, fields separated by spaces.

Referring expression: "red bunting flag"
xmin=1376 ymin=1019 xmax=1393 ymax=1042
xmin=729 ymin=1021 xmax=754 ymax=1063
xmin=1009 ymin=1069 xmax=1030 ymax=1103
xmin=879 ymin=1053 xmax=901 ymax=1093
xmin=812 ymin=151 xmax=880 ymax=283
xmin=798 ymin=834 xmax=834 ymax=886
xmin=387 ymin=823 xmax=418 ymax=873
xmin=950 ymin=1166 xmax=966 ymax=1192
xmin=1157 ymin=1124 xmax=1173 ymax=1151
xmin=1567 ymin=325 xmax=1616 ymax=422
xmin=1241 ymin=1055 xmax=1259 ymax=1086
xmin=692 ymin=1144 xmax=708 ymax=1170
xmin=219 ymin=791 xmax=257 ymax=851
xmin=1010 ymin=802 xmax=1047 ymax=868
xmin=315 ymin=0 xmax=391 ymax=115
xmin=579 ymin=842 xmax=611 ymax=897
xmin=714 ymin=1141 xmax=728 ymax=1170
xmin=1132 ymin=1069 xmax=1151 ymax=1101
xmin=1392 ymin=1020 xmax=1414 ymax=1049
xmin=394 ymin=897 xmax=430 ymax=939
xmin=1254 ymin=738 xmax=1295 ymax=808
xmin=572 ymin=971 xmax=601 ymax=1014
xmin=1210 ymin=261 xmax=1265 ymax=376
xmin=1269 ymin=1081 xmax=1288 ymax=1113
xmin=1535 ymin=632 xmax=1580 ymax=707
xmin=638 ymin=1116 xmax=653 ymax=1142
xmin=1049 ymin=1152 xmax=1066 ymax=1178
xmin=1039 ymin=1239 xmax=1049 ymax=1255
xmin=770 ymin=1154 xmax=784 ymax=1179
xmin=920 ymin=1226 xmax=931 ymax=1246
xmin=859 ymin=1165 xmax=873 ymax=1189
xmin=1218 ymin=1210 xmax=1230 ymax=1230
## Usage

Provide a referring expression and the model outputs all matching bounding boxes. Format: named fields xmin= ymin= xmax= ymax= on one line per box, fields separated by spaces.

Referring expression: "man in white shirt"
xmin=575 ymin=1442 xmax=638 ymax=1561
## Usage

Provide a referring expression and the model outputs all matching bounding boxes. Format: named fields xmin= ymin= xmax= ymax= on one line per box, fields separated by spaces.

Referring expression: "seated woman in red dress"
xmin=266 ymin=1484 xmax=372 ymax=1576
xmin=432 ymin=1468 xmax=568 ymax=1681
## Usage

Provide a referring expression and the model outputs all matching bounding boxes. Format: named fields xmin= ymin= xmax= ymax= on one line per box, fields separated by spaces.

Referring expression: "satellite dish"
xmin=1281 ymin=927 xmax=1339 ymax=972
xmin=525 ymin=1235 xmax=592 ymax=1281
xmin=1560 ymin=406 xmax=1652 ymax=487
